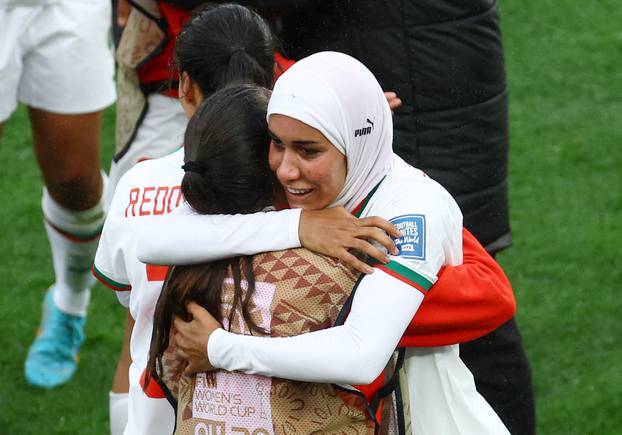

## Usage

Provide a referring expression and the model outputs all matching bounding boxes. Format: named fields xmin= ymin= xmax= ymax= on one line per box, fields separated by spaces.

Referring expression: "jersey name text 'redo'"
xmin=124 ymin=185 xmax=183 ymax=217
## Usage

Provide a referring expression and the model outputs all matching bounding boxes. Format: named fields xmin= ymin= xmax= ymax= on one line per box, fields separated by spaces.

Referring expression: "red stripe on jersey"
xmin=146 ymin=264 xmax=169 ymax=281
xmin=373 ymin=264 xmax=428 ymax=296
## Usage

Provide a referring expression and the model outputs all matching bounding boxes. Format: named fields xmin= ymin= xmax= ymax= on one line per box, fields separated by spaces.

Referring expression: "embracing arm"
xmin=173 ymin=228 xmax=516 ymax=377
xmin=137 ymin=204 xmax=399 ymax=274
xmin=136 ymin=203 xmax=301 ymax=265
xmin=175 ymin=271 xmax=423 ymax=385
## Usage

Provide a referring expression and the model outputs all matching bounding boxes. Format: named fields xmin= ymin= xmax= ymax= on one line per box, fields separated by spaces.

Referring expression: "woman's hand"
xmin=173 ymin=302 xmax=222 ymax=376
xmin=117 ymin=0 xmax=131 ymax=26
xmin=299 ymin=207 xmax=401 ymax=274
xmin=384 ymin=91 xmax=402 ymax=112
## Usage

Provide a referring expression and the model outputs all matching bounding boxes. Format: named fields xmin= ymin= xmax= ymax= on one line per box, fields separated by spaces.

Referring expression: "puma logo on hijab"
xmin=354 ymin=118 xmax=374 ymax=137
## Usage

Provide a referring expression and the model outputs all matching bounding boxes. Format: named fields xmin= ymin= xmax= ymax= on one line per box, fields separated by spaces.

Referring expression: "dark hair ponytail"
xmin=180 ymin=84 xmax=275 ymax=214
xmin=146 ymin=84 xmax=274 ymax=385
xmin=175 ymin=3 xmax=275 ymax=98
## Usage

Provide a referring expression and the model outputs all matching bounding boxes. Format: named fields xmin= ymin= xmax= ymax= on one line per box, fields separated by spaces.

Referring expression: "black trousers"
xmin=460 ymin=317 xmax=536 ymax=434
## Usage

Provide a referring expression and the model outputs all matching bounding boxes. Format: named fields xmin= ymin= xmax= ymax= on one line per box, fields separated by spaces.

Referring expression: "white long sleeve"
xmin=136 ymin=204 xmax=301 ymax=265
xmin=208 ymin=270 xmax=423 ymax=385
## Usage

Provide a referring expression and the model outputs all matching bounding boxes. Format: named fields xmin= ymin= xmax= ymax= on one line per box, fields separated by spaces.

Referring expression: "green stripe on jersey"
xmin=92 ymin=264 xmax=131 ymax=291
xmin=352 ymin=177 xmax=386 ymax=218
xmin=368 ymin=258 xmax=434 ymax=291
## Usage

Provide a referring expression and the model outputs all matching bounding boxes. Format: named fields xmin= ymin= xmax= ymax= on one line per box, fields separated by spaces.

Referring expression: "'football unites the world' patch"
xmin=390 ymin=214 xmax=426 ymax=260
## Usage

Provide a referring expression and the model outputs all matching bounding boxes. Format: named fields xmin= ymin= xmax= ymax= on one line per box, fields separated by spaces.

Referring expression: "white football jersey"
xmin=355 ymin=156 xmax=463 ymax=290
xmin=351 ymin=157 xmax=509 ymax=434
xmin=95 ymin=149 xmax=185 ymax=435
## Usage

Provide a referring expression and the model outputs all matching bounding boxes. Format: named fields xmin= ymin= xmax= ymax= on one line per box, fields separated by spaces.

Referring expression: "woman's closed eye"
xmin=299 ymin=146 xmax=320 ymax=157
xmin=270 ymin=137 xmax=284 ymax=150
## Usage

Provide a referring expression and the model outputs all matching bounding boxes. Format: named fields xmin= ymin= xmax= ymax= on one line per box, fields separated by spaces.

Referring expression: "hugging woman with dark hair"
xmin=148 ymin=84 xmax=275 ymax=373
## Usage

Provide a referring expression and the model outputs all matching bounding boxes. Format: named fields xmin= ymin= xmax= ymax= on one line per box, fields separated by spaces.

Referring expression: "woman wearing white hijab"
xmin=139 ymin=52 xmax=510 ymax=434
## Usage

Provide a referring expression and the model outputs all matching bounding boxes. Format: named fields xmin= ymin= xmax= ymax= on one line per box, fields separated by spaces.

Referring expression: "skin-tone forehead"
xmin=268 ymin=114 xmax=348 ymax=184
xmin=268 ymin=114 xmax=340 ymax=151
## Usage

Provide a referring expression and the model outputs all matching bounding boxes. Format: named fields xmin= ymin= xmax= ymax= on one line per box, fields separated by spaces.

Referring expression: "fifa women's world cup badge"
xmin=390 ymin=215 xmax=426 ymax=260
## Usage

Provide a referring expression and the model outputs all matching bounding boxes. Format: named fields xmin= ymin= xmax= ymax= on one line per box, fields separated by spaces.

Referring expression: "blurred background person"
xmin=0 ymin=0 xmax=115 ymax=389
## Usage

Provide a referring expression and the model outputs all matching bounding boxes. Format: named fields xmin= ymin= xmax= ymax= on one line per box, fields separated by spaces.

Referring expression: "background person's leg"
xmin=30 ymin=109 xmax=103 ymax=210
xmin=24 ymin=108 xmax=107 ymax=388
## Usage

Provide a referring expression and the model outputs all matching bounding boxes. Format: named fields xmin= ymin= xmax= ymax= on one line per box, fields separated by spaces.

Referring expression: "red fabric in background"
xmin=136 ymin=3 xmax=191 ymax=97
xmin=400 ymin=228 xmax=516 ymax=347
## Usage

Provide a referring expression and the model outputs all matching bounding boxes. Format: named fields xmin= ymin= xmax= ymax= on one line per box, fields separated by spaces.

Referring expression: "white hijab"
xmin=267 ymin=51 xmax=394 ymax=212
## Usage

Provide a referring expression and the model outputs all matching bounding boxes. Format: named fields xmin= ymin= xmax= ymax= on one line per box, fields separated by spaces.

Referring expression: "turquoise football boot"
xmin=24 ymin=288 xmax=85 ymax=388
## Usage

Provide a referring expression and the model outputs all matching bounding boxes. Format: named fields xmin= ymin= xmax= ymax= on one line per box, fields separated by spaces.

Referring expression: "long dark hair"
xmin=175 ymin=3 xmax=275 ymax=97
xmin=146 ymin=84 xmax=274 ymax=383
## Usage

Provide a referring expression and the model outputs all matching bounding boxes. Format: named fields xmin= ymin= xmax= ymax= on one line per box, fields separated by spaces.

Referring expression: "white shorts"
xmin=106 ymin=93 xmax=187 ymax=205
xmin=0 ymin=0 xmax=116 ymax=121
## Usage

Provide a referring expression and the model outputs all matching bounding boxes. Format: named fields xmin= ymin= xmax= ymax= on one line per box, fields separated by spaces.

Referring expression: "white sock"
xmin=109 ymin=391 xmax=129 ymax=435
xmin=43 ymin=173 xmax=108 ymax=316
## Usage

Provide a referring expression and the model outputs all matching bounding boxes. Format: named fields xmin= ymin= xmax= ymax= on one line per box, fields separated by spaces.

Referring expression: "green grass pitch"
xmin=0 ymin=0 xmax=620 ymax=433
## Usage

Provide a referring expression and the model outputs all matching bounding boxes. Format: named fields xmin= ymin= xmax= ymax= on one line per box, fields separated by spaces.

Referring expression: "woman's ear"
xmin=179 ymin=72 xmax=201 ymax=117
xmin=179 ymin=72 xmax=204 ymax=112
xmin=179 ymin=72 xmax=193 ymax=102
